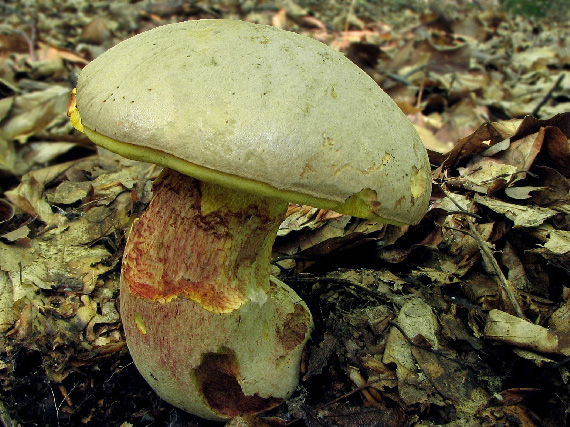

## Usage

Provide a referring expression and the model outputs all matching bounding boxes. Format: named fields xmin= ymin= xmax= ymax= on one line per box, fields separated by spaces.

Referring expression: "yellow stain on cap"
xmin=68 ymin=88 xmax=84 ymax=132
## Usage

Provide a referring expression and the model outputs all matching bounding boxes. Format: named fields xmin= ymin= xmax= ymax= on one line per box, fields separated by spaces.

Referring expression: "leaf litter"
xmin=0 ymin=0 xmax=569 ymax=426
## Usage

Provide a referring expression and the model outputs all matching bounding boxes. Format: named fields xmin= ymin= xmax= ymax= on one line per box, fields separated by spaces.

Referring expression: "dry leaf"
xmin=0 ymin=85 xmax=70 ymax=143
xmin=474 ymin=194 xmax=557 ymax=228
xmin=383 ymin=298 xmax=445 ymax=407
xmin=484 ymin=309 xmax=570 ymax=356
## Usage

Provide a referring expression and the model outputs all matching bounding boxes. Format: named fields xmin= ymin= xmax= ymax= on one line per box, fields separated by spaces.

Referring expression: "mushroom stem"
xmin=123 ymin=168 xmax=288 ymax=313
xmin=120 ymin=168 xmax=312 ymax=420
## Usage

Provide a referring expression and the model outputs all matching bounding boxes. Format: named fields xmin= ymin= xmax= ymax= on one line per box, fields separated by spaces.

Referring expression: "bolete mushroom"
xmin=68 ymin=19 xmax=431 ymax=421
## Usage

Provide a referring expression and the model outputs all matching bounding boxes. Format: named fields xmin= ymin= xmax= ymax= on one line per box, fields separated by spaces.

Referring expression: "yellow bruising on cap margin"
xmin=68 ymin=88 xmax=84 ymax=132
xmin=70 ymin=98 xmax=404 ymax=226
xmin=410 ymin=165 xmax=430 ymax=201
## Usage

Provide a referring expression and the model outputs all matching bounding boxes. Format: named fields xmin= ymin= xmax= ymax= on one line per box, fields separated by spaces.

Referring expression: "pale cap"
xmin=74 ymin=19 xmax=431 ymax=224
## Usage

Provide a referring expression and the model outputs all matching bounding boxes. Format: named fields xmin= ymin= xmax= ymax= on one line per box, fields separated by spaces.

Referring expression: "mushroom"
xmin=68 ymin=19 xmax=431 ymax=421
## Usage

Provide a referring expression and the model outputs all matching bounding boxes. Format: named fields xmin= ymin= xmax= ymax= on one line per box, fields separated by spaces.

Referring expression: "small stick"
xmin=58 ymin=384 xmax=73 ymax=407
xmin=532 ymin=74 xmax=565 ymax=117
xmin=464 ymin=217 xmax=526 ymax=319
xmin=443 ymin=189 xmax=526 ymax=319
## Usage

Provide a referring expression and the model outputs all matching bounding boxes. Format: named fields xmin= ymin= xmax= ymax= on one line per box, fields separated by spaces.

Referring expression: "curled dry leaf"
xmin=5 ymin=166 xmax=62 ymax=224
xmin=79 ymin=17 xmax=111 ymax=45
xmin=0 ymin=85 xmax=70 ymax=143
xmin=384 ymin=299 xmax=491 ymax=417
xmin=0 ymin=199 xmax=14 ymax=223
xmin=474 ymin=194 xmax=557 ymax=228
xmin=532 ymin=225 xmax=570 ymax=255
xmin=0 ymin=155 xmax=154 ymax=346
xmin=383 ymin=298 xmax=445 ymax=407
xmin=484 ymin=309 xmax=570 ymax=356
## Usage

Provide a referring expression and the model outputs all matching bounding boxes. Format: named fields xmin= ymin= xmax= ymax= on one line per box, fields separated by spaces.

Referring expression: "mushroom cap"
xmin=75 ymin=19 xmax=431 ymax=224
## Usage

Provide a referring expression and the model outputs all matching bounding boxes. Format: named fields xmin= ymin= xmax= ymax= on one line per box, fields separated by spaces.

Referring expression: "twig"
xmin=282 ymin=273 xmax=406 ymax=307
xmin=464 ymin=217 xmax=525 ymax=318
xmin=443 ymin=189 xmax=526 ymax=319
xmin=344 ymin=0 xmax=357 ymax=33
xmin=552 ymin=356 xmax=570 ymax=369
xmin=389 ymin=321 xmax=482 ymax=367
xmin=48 ymin=385 xmax=61 ymax=427
xmin=317 ymin=377 xmax=388 ymax=410
xmin=0 ymin=4 xmax=37 ymax=61
xmin=532 ymin=74 xmax=565 ymax=117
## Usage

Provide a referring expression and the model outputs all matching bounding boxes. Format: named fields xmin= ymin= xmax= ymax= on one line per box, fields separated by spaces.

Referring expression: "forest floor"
xmin=0 ymin=1 xmax=569 ymax=426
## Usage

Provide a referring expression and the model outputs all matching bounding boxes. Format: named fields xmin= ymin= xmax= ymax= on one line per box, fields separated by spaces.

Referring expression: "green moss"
xmin=500 ymin=0 xmax=568 ymax=19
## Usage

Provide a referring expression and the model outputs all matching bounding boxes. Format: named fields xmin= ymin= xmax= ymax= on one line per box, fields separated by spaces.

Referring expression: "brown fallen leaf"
xmin=410 ymin=339 xmax=490 ymax=417
xmin=474 ymin=194 xmax=557 ymax=228
xmin=79 ymin=17 xmax=111 ymax=45
xmin=0 ymin=85 xmax=70 ymax=143
xmin=382 ymin=298 xmax=445 ymax=407
xmin=484 ymin=309 xmax=570 ymax=356
xmin=36 ymin=41 xmax=89 ymax=65
xmin=0 ymin=199 xmax=14 ymax=223
xmin=549 ymin=301 xmax=570 ymax=333
xmin=226 ymin=414 xmax=286 ymax=427
xmin=478 ymin=403 xmax=541 ymax=427
xmin=436 ymin=119 xmax=517 ymax=178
